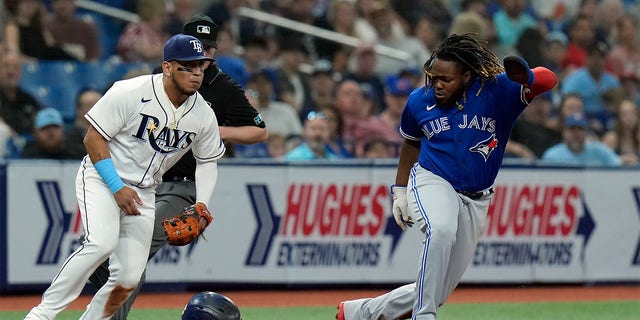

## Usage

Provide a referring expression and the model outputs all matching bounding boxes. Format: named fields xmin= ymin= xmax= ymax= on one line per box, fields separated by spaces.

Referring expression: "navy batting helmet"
xmin=182 ymin=291 xmax=241 ymax=320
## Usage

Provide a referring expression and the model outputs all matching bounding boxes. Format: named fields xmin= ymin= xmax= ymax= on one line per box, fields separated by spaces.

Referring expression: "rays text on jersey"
xmin=133 ymin=113 xmax=196 ymax=153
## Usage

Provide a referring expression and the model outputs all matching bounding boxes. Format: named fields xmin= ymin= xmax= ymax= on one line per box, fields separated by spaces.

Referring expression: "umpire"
xmin=87 ymin=14 xmax=267 ymax=320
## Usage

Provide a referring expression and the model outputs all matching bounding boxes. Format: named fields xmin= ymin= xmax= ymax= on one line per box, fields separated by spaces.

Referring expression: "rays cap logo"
xmin=163 ymin=34 xmax=213 ymax=62
xmin=183 ymin=14 xmax=219 ymax=49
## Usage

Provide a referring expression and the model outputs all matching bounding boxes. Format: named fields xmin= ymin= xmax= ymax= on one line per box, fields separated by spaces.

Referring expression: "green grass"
xmin=4 ymin=301 xmax=639 ymax=320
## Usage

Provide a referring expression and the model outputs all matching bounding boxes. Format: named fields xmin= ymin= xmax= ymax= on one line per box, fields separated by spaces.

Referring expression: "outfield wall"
xmin=1 ymin=159 xmax=639 ymax=293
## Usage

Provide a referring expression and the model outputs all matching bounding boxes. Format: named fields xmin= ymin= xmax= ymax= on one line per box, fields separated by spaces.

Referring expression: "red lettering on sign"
xmin=282 ymin=183 xmax=386 ymax=236
xmin=486 ymin=184 xmax=578 ymax=237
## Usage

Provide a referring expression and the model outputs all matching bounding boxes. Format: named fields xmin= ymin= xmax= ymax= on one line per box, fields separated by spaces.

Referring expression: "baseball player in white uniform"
xmin=25 ymin=34 xmax=225 ymax=320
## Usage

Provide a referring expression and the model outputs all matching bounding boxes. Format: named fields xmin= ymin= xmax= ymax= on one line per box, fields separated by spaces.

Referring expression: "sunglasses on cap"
xmin=306 ymin=111 xmax=327 ymax=121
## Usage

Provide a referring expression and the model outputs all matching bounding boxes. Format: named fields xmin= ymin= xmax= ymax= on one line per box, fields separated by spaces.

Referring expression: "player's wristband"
xmin=390 ymin=184 xmax=407 ymax=195
xmin=94 ymin=158 xmax=126 ymax=193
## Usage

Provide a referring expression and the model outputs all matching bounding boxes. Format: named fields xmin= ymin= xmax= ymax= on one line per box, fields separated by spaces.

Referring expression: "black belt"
xmin=456 ymin=188 xmax=494 ymax=200
xmin=164 ymin=176 xmax=194 ymax=182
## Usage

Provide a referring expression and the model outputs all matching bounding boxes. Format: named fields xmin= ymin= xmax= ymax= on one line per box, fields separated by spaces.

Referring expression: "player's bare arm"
xmin=83 ymin=126 xmax=142 ymax=215
xmin=395 ymin=138 xmax=421 ymax=186
xmin=219 ymin=126 xmax=268 ymax=144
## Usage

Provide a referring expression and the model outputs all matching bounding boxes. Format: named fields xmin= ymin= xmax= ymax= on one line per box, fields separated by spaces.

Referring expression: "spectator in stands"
xmin=322 ymin=0 xmax=376 ymax=60
xmin=244 ymin=71 xmax=303 ymax=138
xmin=242 ymin=36 xmax=272 ymax=82
xmin=562 ymin=15 xmax=596 ymax=73
xmin=541 ymin=112 xmax=621 ymax=166
xmin=491 ymin=0 xmax=537 ymax=56
xmin=458 ymin=0 xmax=496 ymax=45
xmin=605 ymin=14 xmax=640 ymax=81
xmin=0 ymin=117 xmax=17 ymax=159
xmin=602 ymin=99 xmax=640 ymax=165
xmin=412 ymin=17 xmax=441 ymax=54
xmin=376 ymin=74 xmax=415 ymax=155
xmin=363 ymin=136 xmax=393 ymax=159
xmin=397 ymin=66 xmax=424 ymax=88
xmin=417 ymin=0 xmax=454 ymax=37
xmin=327 ymin=0 xmax=376 ymax=43
xmin=344 ymin=45 xmax=386 ymax=113
xmin=595 ymin=0 xmax=624 ymax=45
xmin=620 ymin=72 xmax=640 ymax=106
xmin=552 ymin=93 xmax=606 ymax=135
xmin=20 ymin=107 xmax=84 ymax=159
xmin=265 ymin=133 xmax=287 ymax=159
xmin=165 ymin=0 xmax=198 ymax=35
xmin=117 ymin=0 xmax=169 ymax=63
xmin=0 ymin=84 xmax=22 ymax=159
xmin=205 ymin=0 xmax=260 ymax=45
xmin=315 ymin=104 xmax=352 ymax=158
xmin=275 ymin=0 xmax=335 ymax=60
xmin=515 ymin=28 xmax=544 ymax=70
xmin=329 ymin=45 xmax=353 ymax=79
xmin=368 ymin=4 xmax=429 ymax=76
xmin=300 ymin=59 xmax=339 ymax=120
xmin=4 ymin=0 xmax=74 ymax=60
xmin=530 ymin=0 xmax=579 ymax=32
xmin=46 ymin=0 xmax=101 ymax=62
xmin=448 ymin=11 xmax=494 ymax=45
xmin=64 ymin=88 xmax=102 ymax=158
xmin=284 ymin=110 xmax=338 ymax=160
xmin=507 ymin=94 xmax=562 ymax=159
xmin=214 ymin=28 xmax=248 ymax=85
xmin=576 ymin=0 xmax=600 ymax=21
xmin=272 ymin=39 xmax=312 ymax=113
xmin=0 ymin=51 xmax=41 ymax=135
xmin=542 ymin=31 xmax=570 ymax=83
xmin=333 ymin=79 xmax=392 ymax=157
xmin=561 ymin=41 xmax=622 ymax=120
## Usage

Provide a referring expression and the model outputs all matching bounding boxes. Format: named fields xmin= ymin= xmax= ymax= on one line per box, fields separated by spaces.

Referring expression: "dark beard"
xmin=172 ymin=76 xmax=197 ymax=96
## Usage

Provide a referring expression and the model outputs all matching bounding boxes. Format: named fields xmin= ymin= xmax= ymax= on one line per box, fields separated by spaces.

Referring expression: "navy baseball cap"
xmin=35 ymin=108 xmax=64 ymax=129
xmin=163 ymin=34 xmax=213 ymax=62
xmin=386 ymin=75 xmax=415 ymax=96
xmin=565 ymin=112 xmax=589 ymax=129
xmin=182 ymin=14 xmax=218 ymax=49
xmin=312 ymin=59 xmax=333 ymax=76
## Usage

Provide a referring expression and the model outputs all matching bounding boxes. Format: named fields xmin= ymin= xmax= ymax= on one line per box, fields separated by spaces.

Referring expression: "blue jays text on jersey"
xmin=400 ymin=74 xmax=527 ymax=192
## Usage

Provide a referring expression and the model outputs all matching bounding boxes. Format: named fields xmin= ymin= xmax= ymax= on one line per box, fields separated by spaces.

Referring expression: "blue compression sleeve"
xmin=94 ymin=158 xmax=125 ymax=193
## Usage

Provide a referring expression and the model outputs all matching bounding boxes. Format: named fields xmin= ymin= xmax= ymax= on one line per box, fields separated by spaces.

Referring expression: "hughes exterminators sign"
xmin=474 ymin=184 xmax=591 ymax=267
xmin=3 ymin=161 xmax=639 ymax=290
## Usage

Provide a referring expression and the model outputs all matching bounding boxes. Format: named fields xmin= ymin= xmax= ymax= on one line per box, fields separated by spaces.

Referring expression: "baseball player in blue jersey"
xmin=337 ymin=34 xmax=558 ymax=320
xmin=25 ymin=34 xmax=225 ymax=320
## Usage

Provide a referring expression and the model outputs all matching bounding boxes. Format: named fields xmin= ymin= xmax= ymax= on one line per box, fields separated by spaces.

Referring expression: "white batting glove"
xmin=391 ymin=185 xmax=412 ymax=231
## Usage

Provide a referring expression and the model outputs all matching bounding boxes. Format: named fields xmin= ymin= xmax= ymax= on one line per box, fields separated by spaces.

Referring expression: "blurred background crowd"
xmin=0 ymin=0 xmax=638 ymax=165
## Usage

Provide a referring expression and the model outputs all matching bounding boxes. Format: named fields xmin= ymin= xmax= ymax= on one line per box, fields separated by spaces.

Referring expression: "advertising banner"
xmin=2 ymin=160 xmax=639 ymax=291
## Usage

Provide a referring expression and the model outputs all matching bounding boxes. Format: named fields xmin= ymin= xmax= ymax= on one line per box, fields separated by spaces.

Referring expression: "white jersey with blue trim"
xmin=85 ymin=74 xmax=225 ymax=189
xmin=400 ymin=73 xmax=527 ymax=192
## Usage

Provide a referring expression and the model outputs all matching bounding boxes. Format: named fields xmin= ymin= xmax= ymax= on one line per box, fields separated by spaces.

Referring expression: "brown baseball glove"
xmin=162 ymin=202 xmax=213 ymax=246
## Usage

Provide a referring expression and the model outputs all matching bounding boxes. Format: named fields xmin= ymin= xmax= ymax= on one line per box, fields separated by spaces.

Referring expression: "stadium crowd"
xmin=0 ymin=0 xmax=638 ymax=165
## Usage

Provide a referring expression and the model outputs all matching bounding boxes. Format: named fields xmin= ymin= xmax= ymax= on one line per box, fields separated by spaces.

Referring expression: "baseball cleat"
xmin=336 ymin=301 xmax=345 ymax=320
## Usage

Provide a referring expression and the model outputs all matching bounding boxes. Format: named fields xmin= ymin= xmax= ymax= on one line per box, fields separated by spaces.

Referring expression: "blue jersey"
xmin=400 ymin=74 xmax=527 ymax=192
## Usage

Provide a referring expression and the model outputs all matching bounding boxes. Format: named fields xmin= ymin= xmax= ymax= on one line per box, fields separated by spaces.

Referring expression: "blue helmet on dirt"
xmin=182 ymin=291 xmax=241 ymax=320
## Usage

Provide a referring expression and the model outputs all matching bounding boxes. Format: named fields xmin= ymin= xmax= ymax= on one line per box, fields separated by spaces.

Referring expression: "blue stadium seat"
xmin=20 ymin=61 xmax=83 ymax=90
xmin=21 ymin=83 xmax=82 ymax=124
xmin=75 ymin=62 xmax=113 ymax=92
xmin=19 ymin=60 xmax=156 ymax=124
